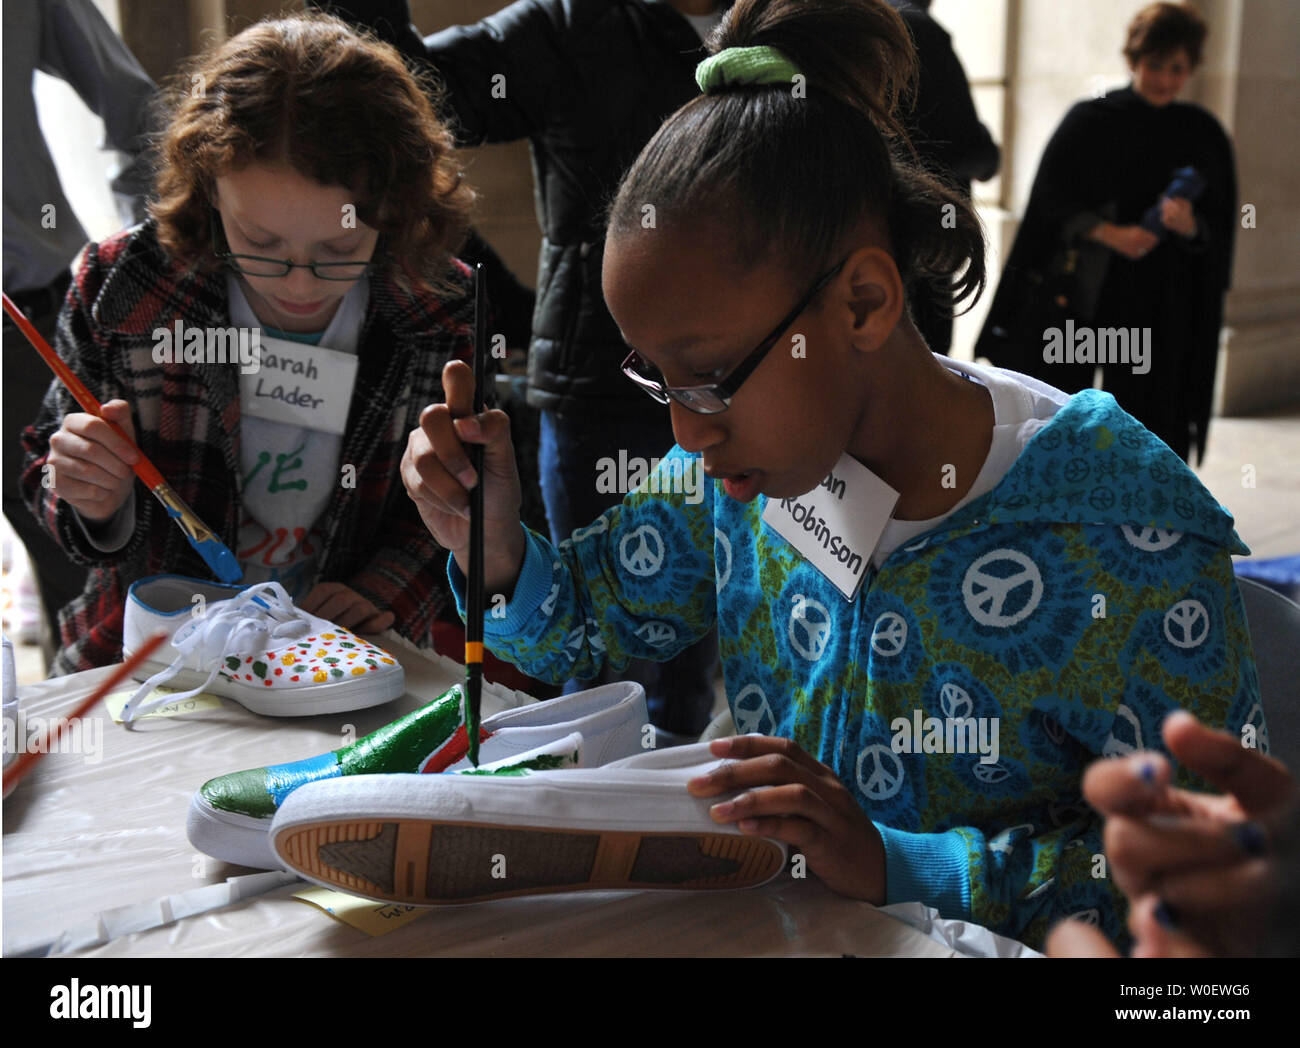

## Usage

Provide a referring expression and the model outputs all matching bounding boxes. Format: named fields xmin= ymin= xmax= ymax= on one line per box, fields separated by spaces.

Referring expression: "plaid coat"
xmin=21 ymin=221 xmax=475 ymax=675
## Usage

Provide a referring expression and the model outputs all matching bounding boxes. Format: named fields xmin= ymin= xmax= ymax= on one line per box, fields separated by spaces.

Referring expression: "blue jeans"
xmin=538 ymin=408 xmax=718 ymax=737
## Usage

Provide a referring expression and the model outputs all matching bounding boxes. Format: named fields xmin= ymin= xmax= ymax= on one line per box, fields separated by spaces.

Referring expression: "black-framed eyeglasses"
xmin=621 ymin=256 xmax=848 ymax=414
xmin=210 ymin=210 xmax=378 ymax=281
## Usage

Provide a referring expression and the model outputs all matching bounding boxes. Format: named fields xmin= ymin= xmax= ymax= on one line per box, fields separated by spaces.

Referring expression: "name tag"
xmin=761 ymin=452 xmax=899 ymax=601
xmin=240 ymin=336 xmax=358 ymax=435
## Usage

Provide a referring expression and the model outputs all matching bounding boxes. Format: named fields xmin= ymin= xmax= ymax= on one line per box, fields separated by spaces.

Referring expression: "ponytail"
xmin=888 ymin=158 xmax=986 ymax=317
xmin=609 ymin=0 xmax=986 ymax=314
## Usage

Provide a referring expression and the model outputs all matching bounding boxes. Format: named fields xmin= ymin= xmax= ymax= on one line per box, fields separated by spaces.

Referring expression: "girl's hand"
xmin=688 ymin=734 xmax=887 ymax=902
xmin=46 ymin=399 xmax=139 ymax=523
xmin=400 ymin=360 xmax=526 ymax=593
xmin=1159 ymin=196 xmax=1198 ymax=238
xmin=1046 ymin=895 xmax=1213 ymax=958
xmin=1051 ymin=711 xmax=1294 ymax=957
xmin=300 ymin=581 xmax=394 ymax=633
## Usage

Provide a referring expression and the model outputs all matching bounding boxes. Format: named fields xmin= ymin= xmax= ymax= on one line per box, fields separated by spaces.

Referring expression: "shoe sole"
xmin=187 ymin=794 xmax=280 ymax=869
xmin=275 ymin=818 xmax=786 ymax=904
xmin=128 ymin=657 xmax=405 ymax=717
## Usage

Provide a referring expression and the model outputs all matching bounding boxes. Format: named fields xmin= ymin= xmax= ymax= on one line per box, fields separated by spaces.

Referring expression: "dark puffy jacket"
xmin=313 ymin=0 xmax=722 ymax=417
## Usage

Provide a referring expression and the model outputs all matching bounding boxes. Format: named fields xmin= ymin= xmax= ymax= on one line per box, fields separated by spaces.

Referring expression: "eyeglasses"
xmin=210 ymin=210 xmax=377 ymax=281
xmin=621 ymin=256 xmax=848 ymax=414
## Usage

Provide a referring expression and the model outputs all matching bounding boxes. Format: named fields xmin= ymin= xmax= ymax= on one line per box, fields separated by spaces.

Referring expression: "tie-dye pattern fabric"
xmin=449 ymin=389 xmax=1260 ymax=949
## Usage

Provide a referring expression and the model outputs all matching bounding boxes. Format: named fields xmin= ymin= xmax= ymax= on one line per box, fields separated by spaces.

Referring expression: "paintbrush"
xmin=464 ymin=263 xmax=487 ymax=766
xmin=3 ymin=630 xmax=167 ymax=796
xmin=2 ymin=292 xmax=241 ymax=584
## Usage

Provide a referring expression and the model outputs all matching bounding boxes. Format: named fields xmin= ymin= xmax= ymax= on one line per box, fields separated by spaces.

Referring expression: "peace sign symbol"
xmin=571 ymin=517 xmax=609 ymax=543
xmin=1163 ymin=599 xmax=1209 ymax=649
xmin=789 ymin=596 xmax=833 ymax=661
xmin=1089 ymin=486 xmax=1116 ymax=511
xmin=563 ymin=626 xmax=585 ymax=653
xmin=619 ymin=525 xmax=665 ymax=577
xmin=1102 ymin=703 xmax=1144 ymax=758
xmin=714 ymin=528 xmax=732 ymax=593
xmin=1064 ymin=458 xmax=1090 ymax=483
xmin=733 ymin=684 xmax=774 ymax=735
xmin=939 ymin=682 xmax=972 ymax=720
xmin=870 ymin=612 xmax=908 ymax=657
xmin=1173 ymin=496 xmax=1195 ymax=519
xmin=540 ymin=580 xmax=561 ymax=617
xmin=585 ymin=619 xmax=606 ymax=653
xmin=1120 ymin=524 xmax=1183 ymax=552
xmin=989 ymin=822 xmax=1034 ymax=855
xmin=856 ymin=744 xmax=905 ymax=800
xmin=636 ymin=620 xmax=677 ymax=647
xmin=962 ymin=549 xmax=1043 ymax=627
xmin=972 ymin=760 xmax=1011 ymax=784
xmin=1148 ymin=462 xmax=1170 ymax=484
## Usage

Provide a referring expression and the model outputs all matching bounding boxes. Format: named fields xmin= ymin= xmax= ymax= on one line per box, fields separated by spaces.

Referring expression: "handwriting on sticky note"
xmin=292 ymin=886 xmax=429 ymax=936
xmin=104 ymin=688 xmax=223 ymax=723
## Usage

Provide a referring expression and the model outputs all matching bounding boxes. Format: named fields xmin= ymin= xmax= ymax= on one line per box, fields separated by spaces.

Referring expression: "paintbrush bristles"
xmin=151 ymin=482 xmax=220 ymax=543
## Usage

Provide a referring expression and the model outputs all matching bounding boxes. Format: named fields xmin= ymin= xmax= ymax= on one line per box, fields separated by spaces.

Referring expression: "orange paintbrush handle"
xmin=2 ymin=630 xmax=167 ymax=795
xmin=2 ymin=291 xmax=165 ymax=490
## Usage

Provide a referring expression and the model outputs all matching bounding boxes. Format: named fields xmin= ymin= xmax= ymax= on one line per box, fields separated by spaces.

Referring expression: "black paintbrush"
xmin=465 ymin=263 xmax=487 ymax=765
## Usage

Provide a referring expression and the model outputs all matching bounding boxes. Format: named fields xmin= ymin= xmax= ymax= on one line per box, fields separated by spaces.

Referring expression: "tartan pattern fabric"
xmin=20 ymin=221 xmax=473 ymax=675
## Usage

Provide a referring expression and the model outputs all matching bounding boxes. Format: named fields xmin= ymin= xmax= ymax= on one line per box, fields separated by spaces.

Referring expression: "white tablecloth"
xmin=3 ymin=633 xmax=965 ymax=957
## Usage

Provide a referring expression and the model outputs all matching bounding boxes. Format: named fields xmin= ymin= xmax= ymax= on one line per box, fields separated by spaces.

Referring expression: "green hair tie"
xmin=695 ymin=45 xmax=802 ymax=94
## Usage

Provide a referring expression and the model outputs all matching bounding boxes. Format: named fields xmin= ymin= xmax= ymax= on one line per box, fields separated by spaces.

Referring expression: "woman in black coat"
xmin=977 ymin=2 xmax=1235 ymax=465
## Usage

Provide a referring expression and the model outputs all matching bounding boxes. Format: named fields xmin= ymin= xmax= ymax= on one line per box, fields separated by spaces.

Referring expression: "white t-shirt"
xmin=227 ymin=275 xmax=368 ymax=596
xmin=870 ymin=356 xmax=1070 ymax=569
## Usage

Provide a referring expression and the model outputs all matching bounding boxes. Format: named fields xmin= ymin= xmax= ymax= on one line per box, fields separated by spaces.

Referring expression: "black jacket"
xmin=313 ymin=0 xmax=722 ymax=417
xmin=889 ymin=1 xmax=999 ymax=186
xmin=975 ymin=86 xmax=1236 ymax=465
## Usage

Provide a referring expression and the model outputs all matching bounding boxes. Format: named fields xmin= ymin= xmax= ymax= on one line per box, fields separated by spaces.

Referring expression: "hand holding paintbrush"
xmin=2 ymin=291 xmax=241 ymax=584
xmin=400 ymin=273 xmax=530 ymax=762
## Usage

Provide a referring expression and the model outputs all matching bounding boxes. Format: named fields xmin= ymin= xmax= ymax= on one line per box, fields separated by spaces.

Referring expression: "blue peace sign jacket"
xmin=450 ymin=388 xmax=1260 ymax=949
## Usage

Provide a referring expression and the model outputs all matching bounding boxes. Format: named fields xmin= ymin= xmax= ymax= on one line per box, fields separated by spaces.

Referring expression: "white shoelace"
xmin=122 ymin=583 xmax=316 ymax=724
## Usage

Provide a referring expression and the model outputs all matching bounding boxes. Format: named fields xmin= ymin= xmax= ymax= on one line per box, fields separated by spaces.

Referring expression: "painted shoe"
xmin=268 ymin=741 xmax=788 ymax=905
xmin=121 ymin=574 xmax=404 ymax=724
xmin=187 ymin=680 xmax=647 ymax=868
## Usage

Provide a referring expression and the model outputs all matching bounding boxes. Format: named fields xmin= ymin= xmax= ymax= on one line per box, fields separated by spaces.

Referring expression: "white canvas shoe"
xmin=269 ymin=741 xmax=788 ymax=904
xmin=187 ymin=680 xmax=647 ymax=869
xmin=121 ymin=574 xmax=404 ymax=723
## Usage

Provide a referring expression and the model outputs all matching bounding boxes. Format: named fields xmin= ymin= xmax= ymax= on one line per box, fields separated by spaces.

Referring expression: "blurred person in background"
xmin=3 ymin=0 xmax=156 ymax=660
xmin=976 ymin=2 xmax=1235 ymax=465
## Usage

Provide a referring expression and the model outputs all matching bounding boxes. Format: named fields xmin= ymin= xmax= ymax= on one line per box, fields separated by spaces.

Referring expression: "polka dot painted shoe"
xmin=121 ymin=575 xmax=404 ymax=724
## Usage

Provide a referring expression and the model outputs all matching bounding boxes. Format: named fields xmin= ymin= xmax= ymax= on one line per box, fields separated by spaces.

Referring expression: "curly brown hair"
xmin=149 ymin=12 xmax=474 ymax=294
xmin=1123 ymin=2 xmax=1208 ymax=70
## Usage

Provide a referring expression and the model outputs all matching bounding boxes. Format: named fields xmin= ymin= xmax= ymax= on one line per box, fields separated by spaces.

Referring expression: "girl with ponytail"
xmin=405 ymin=0 xmax=1258 ymax=951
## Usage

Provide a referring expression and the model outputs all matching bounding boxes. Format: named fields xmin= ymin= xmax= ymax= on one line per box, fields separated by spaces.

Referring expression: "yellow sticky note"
xmin=104 ymin=687 xmax=224 ymax=723
xmin=293 ymin=886 xmax=430 ymax=936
